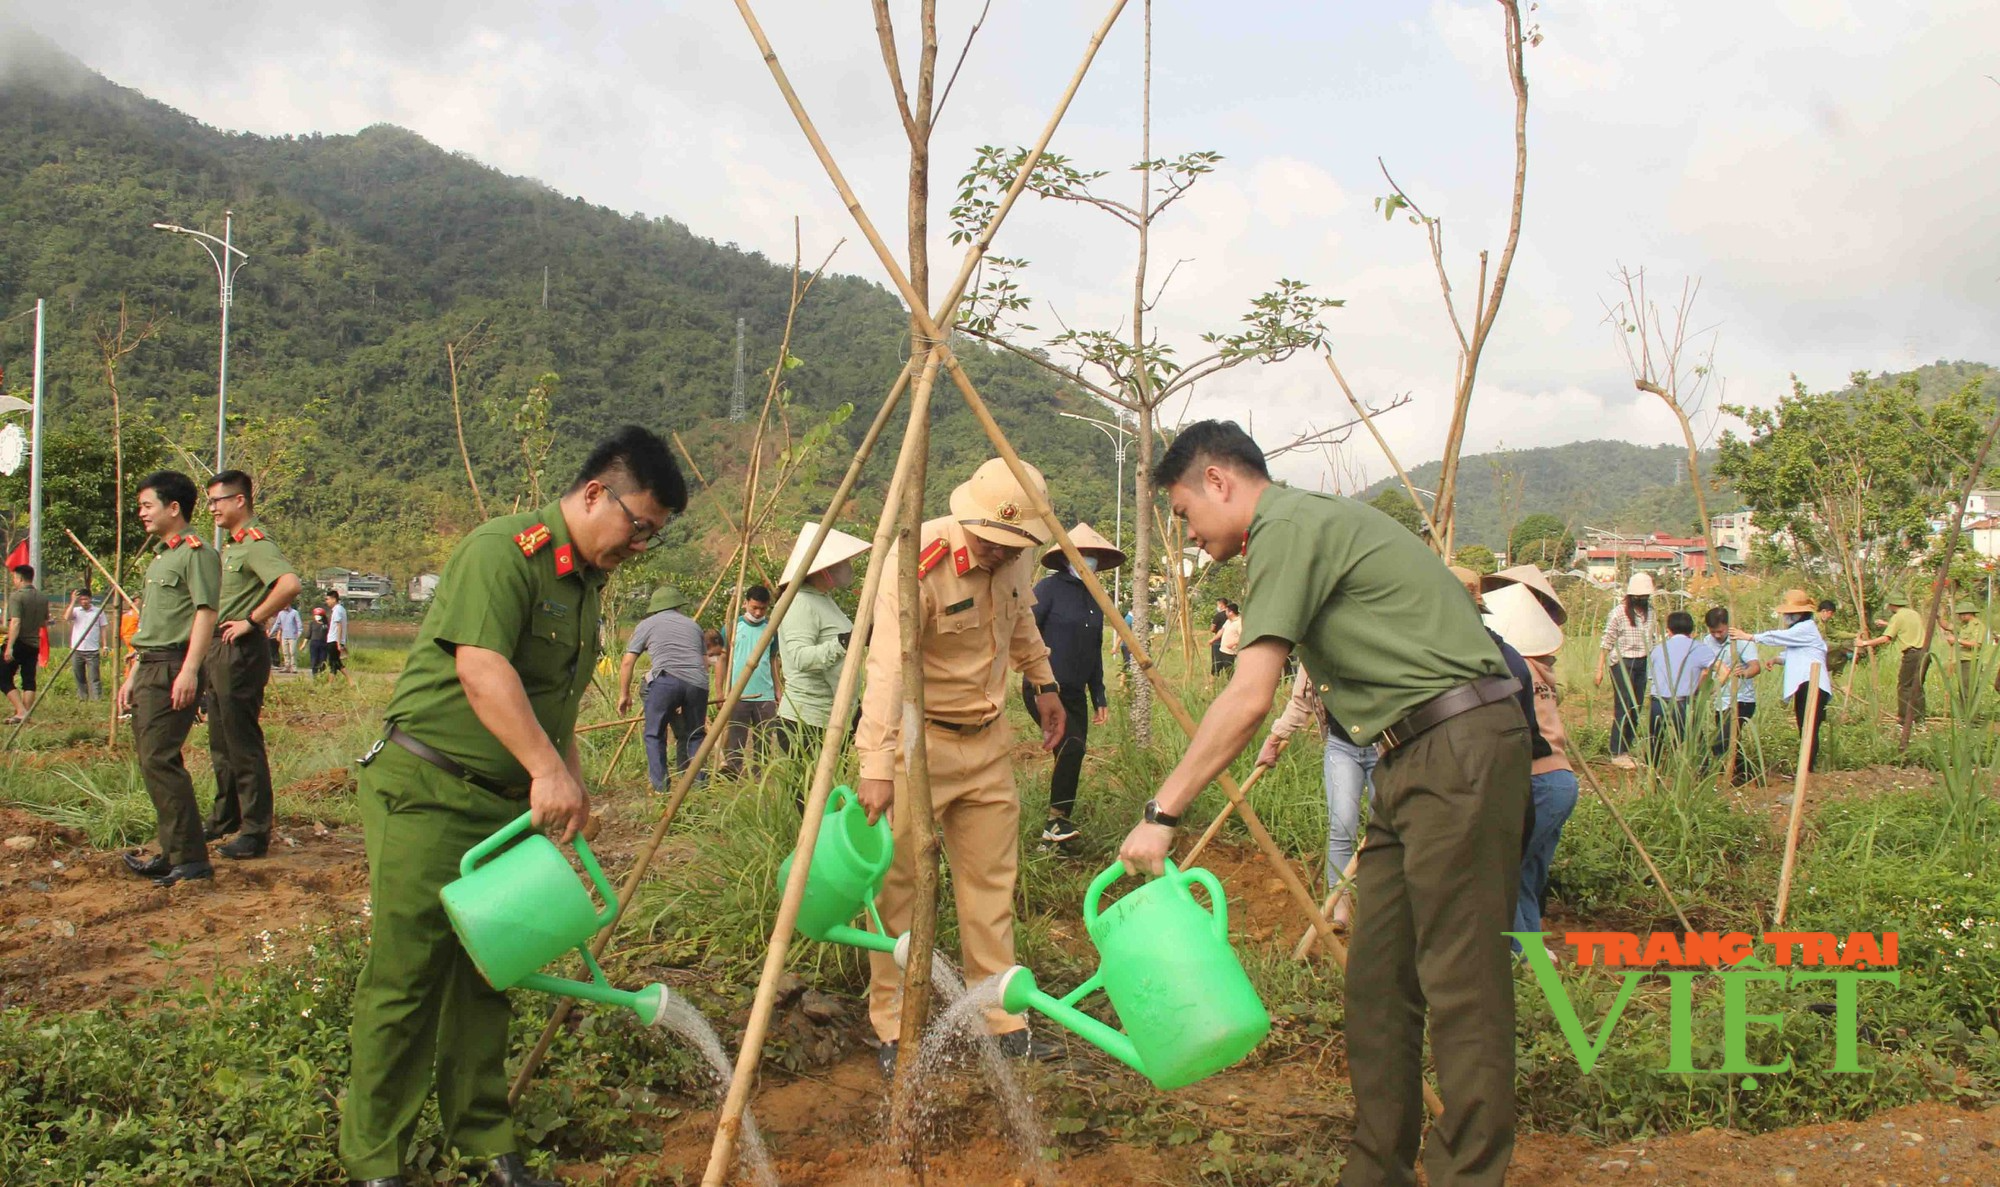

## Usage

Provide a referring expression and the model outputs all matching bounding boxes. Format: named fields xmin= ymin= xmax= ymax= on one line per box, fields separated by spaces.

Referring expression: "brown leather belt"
xmin=386 ymin=725 xmax=529 ymax=800
xmin=927 ymin=715 xmax=998 ymax=735
xmin=1378 ymin=675 xmax=1521 ymax=753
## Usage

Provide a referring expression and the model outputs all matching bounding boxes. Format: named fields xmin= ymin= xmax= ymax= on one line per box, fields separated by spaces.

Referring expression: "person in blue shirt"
xmin=1645 ymin=610 xmax=1708 ymax=764
xmin=722 ymin=584 xmax=778 ymax=774
xmin=1696 ymin=607 xmax=1761 ymax=785
xmin=1732 ymin=588 xmax=1833 ymax=772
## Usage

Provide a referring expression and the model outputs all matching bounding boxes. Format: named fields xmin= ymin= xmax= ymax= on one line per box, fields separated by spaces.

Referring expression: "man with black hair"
xmin=118 ymin=471 xmax=222 ymax=888
xmin=722 ymin=582 xmax=778 ymax=772
xmin=202 ymin=470 xmax=303 ymax=859
xmin=1645 ymin=609 xmax=1707 ymax=764
xmin=1699 ymin=606 xmax=1760 ymax=784
xmin=2 ymin=562 xmax=47 ymax=722
xmin=324 ymin=590 xmax=350 ymax=680
xmin=340 ymin=425 xmax=685 ymax=1187
xmin=1115 ymin=420 xmax=1529 ymax=1187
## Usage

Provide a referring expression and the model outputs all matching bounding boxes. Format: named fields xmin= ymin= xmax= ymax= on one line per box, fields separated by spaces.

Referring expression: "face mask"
xmin=1074 ymin=556 xmax=1099 ymax=575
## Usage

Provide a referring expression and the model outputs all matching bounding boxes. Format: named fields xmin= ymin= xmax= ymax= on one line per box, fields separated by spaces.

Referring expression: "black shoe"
xmin=995 ymin=1028 xmax=1062 ymax=1062
xmin=153 ymin=862 xmax=214 ymax=888
xmin=348 ymin=1178 xmax=406 ymax=1187
xmin=1040 ymin=815 xmax=1081 ymax=845
xmin=123 ymin=851 xmax=171 ymax=878
xmin=203 ymin=823 xmax=235 ymax=842
xmin=218 ymin=833 xmax=268 ymax=860
xmin=481 ymin=1152 xmax=562 ymax=1187
xmin=876 ymin=1039 xmax=898 ymax=1080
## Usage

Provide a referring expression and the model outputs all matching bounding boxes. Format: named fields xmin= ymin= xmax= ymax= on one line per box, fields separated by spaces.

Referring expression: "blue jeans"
xmin=1323 ymin=730 xmax=1377 ymax=891
xmin=643 ymin=674 xmax=708 ymax=790
xmin=1513 ymin=768 xmax=1579 ymax=948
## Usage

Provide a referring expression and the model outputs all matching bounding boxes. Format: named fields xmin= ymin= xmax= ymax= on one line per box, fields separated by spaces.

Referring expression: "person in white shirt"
xmin=324 ymin=590 xmax=350 ymax=680
xmin=1732 ymin=588 xmax=1832 ymax=773
xmin=274 ymin=602 xmax=303 ymax=672
xmin=65 ymin=588 xmax=109 ymax=700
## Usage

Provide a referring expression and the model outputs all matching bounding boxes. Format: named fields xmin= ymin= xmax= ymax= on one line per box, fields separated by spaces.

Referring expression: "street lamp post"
xmin=153 ymin=212 xmax=248 ymax=490
xmin=1059 ymin=410 xmax=1133 ymax=607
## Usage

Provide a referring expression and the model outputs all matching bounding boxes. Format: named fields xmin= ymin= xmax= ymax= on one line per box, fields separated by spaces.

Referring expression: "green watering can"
xmin=999 ymin=860 xmax=1270 ymax=1090
xmin=440 ymin=812 xmax=668 ymax=1026
xmin=776 ymin=785 xmax=909 ymax=963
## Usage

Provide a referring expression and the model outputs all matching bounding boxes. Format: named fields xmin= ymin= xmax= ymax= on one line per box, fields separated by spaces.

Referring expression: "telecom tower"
xmin=729 ymin=318 xmax=747 ymax=421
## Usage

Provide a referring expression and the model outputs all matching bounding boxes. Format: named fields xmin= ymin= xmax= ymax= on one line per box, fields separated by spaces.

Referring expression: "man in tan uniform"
xmin=856 ymin=458 xmax=1067 ymax=1074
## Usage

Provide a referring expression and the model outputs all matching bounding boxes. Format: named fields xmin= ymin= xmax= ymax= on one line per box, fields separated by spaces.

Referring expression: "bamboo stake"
xmin=1322 ymin=352 xmax=1440 ymax=539
xmin=1293 ymin=850 xmax=1361 ymax=960
xmin=573 ymin=714 xmax=643 ymax=735
xmin=508 ymin=352 xmax=919 ymax=1109
xmin=1178 ymin=757 xmax=1275 ymax=867
xmin=604 ymin=717 xmax=641 ymax=776
xmin=1772 ymin=663 xmax=1823 ymax=928
xmin=672 ymin=434 xmax=780 ymax=592
xmin=708 ymin=3 xmax=1136 ymax=1174
xmin=1572 ymin=758 xmax=1695 ymax=934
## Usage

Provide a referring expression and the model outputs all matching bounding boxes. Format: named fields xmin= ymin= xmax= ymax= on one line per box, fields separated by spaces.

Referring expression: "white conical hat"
xmin=1481 ymin=563 xmax=1567 ymax=625
xmin=1042 ymin=522 xmax=1126 ymax=571
xmin=778 ymin=523 xmax=872 ymax=587
xmin=1483 ymin=582 xmax=1565 ymax=659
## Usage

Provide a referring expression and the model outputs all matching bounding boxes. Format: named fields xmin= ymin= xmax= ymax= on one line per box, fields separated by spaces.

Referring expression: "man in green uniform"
xmin=117 ymin=471 xmax=222 ymax=888
xmin=1117 ymin=421 xmax=1529 ymax=1187
xmin=339 ymin=426 xmax=685 ymax=1187
xmin=3 ymin=562 xmax=49 ymax=722
xmin=202 ymin=470 xmax=302 ymax=859
xmin=1857 ymin=590 xmax=1929 ymax=727
xmin=1943 ymin=600 xmax=1990 ymax=712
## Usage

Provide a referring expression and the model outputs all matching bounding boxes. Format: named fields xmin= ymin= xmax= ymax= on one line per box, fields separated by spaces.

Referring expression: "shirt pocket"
xmin=935 ymin=597 xmax=988 ymax=637
xmin=150 ymin=569 xmax=184 ymax=594
xmin=529 ymin=600 xmax=583 ymax=648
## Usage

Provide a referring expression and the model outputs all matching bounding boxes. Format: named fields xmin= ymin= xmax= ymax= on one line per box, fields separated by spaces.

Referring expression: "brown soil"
xmin=0 ymin=803 xmax=370 ymax=1012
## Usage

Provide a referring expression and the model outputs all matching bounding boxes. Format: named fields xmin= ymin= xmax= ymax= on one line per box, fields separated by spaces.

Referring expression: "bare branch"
xmin=870 ymin=0 xmax=920 ymax=145
xmin=930 ymin=0 xmax=992 ymax=124
xmin=958 ymin=324 xmax=1131 ymax=408
xmin=1143 ymin=257 xmax=1192 ymax=312
xmin=1263 ymin=396 xmax=1411 ymax=459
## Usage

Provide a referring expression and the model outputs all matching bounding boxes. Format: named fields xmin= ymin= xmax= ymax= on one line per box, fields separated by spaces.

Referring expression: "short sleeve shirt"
xmin=1237 ymin=485 xmax=1504 ymax=742
xmin=68 ymin=604 xmax=106 ymax=651
xmin=5 ymin=585 xmax=48 ymax=637
xmin=383 ymin=502 xmax=606 ymax=786
xmin=132 ymin=535 xmax=222 ymax=649
xmin=626 ymin=609 xmax=708 ymax=685
xmin=1884 ymin=607 xmax=1926 ymax=654
xmin=217 ymin=520 xmax=296 ymax=623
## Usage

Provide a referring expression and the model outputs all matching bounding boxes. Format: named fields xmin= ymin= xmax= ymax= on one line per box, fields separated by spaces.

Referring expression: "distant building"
xmin=408 ymin=572 xmax=440 ymax=602
xmin=1709 ymin=509 xmax=1759 ymax=569
xmin=1969 ymin=517 xmax=2000 ymax=561
xmin=319 ymin=568 xmax=394 ymax=609
xmin=1961 ymin=490 xmax=2000 ymax=526
xmin=1576 ymin=528 xmax=1710 ymax=581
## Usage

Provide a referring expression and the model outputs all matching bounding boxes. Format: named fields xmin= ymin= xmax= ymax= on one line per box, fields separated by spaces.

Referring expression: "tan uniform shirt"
xmin=1526 ymin=656 xmax=1573 ymax=776
xmin=856 ymin=518 xmax=1056 ymax=782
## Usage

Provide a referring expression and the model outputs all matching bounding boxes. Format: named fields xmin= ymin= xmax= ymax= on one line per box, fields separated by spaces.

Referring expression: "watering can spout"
xmin=997 ymin=965 xmax=1145 ymax=1079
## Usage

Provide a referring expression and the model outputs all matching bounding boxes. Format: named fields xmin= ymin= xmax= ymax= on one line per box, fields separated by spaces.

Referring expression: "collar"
xmin=940 ymin=519 xmax=991 ymax=578
xmin=158 ymin=530 xmax=201 ymax=551
xmin=536 ymin=501 xmax=605 ymax=588
xmin=230 ymin=519 xmax=265 ymax=545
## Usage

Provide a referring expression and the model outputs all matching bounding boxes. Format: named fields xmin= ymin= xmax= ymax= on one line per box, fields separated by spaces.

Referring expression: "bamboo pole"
xmin=508 ymin=352 xmax=919 ymax=1108
xmin=1772 ymin=662 xmax=1823 ymax=928
xmin=604 ymin=717 xmax=641 ymax=776
xmin=1572 ymin=758 xmax=1695 ymax=934
xmin=2 ymin=601 xmax=110 ymax=750
xmin=1293 ymin=850 xmax=1361 ymax=961
xmin=573 ymin=714 xmax=643 ymax=735
xmin=1322 ymin=352 xmax=1440 ymax=540
xmin=707 ymin=3 xmax=1136 ymax=1175
xmin=1178 ymin=757 xmax=1274 ymax=867
xmin=672 ymin=434 xmax=779 ymax=592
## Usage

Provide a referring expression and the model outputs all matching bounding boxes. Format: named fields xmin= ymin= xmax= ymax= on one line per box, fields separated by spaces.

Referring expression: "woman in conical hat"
xmin=774 ymin=523 xmax=872 ymax=766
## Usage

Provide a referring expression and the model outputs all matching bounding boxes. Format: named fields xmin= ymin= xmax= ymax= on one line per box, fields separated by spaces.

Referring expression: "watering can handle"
xmin=459 ymin=812 xmax=537 ymax=878
xmin=828 ymin=784 xmax=856 ymax=815
xmin=1083 ymin=858 xmax=1179 ymax=929
xmin=1181 ymin=866 xmax=1230 ymax=941
xmin=459 ymin=811 xmax=621 ymax=930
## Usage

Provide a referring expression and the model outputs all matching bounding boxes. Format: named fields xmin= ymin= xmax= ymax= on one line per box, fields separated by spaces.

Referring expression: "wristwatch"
xmin=1031 ymin=681 xmax=1060 ymax=696
xmin=1142 ymin=798 xmax=1181 ymax=828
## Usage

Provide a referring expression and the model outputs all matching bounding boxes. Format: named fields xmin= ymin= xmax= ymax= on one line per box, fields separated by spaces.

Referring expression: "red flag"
xmin=38 ymin=626 xmax=48 ymax=667
xmin=2 ymin=539 xmax=24 ymax=570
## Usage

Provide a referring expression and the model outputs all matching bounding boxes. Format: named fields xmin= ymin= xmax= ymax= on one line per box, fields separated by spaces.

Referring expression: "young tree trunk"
xmin=1126 ymin=0 xmax=1157 ymax=744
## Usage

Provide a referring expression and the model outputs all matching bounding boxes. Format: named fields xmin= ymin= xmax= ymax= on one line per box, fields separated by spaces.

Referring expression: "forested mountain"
xmin=1359 ymin=440 xmax=1723 ymax=549
xmin=0 ymin=27 xmax=1125 ymax=596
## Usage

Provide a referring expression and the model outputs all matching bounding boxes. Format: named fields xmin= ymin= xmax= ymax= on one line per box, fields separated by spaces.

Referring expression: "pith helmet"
xmin=1954 ymin=600 xmax=1978 ymax=616
xmin=950 ymin=458 xmax=1050 ymax=546
xmin=1482 ymin=563 xmax=1568 ymax=625
xmin=647 ymin=585 xmax=688 ymax=615
xmin=778 ymin=523 xmax=872 ymax=586
xmin=1043 ymin=522 xmax=1126 ymax=571
xmin=1885 ymin=590 xmax=1909 ymax=608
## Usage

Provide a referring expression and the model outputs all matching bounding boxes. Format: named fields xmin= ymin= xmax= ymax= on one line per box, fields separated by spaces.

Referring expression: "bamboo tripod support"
xmin=704 ymin=4 xmax=1133 ymax=1177
xmin=1772 ymin=663 xmax=1823 ymax=928
xmin=1572 ymin=759 xmax=1695 ymax=934
xmin=720 ymin=0 xmax=1457 ymax=1138
xmin=1293 ymin=851 xmax=1361 ymax=961
xmin=1178 ymin=757 xmax=1275 ymax=867
xmin=506 ymin=351 xmax=919 ymax=1108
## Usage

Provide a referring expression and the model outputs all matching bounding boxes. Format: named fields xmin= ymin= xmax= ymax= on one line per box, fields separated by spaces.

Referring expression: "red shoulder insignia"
xmin=181 ymin=534 xmax=202 ymax=549
xmin=515 ymin=524 xmax=552 ymax=558
xmin=953 ymin=546 xmax=972 ymax=577
xmin=553 ymin=543 xmax=576 ymax=577
xmin=916 ymin=537 xmax=949 ymax=578
xmin=247 ymin=527 xmax=265 ymax=542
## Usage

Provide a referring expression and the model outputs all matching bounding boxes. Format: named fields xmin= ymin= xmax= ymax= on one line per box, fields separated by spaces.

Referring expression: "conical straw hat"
xmin=778 ymin=523 xmax=873 ymax=587
xmin=1482 ymin=563 xmax=1567 ymax=625
xmin=1043 ymin=522 xmax=1126 ymax=570
xmin=1483 ymin=582 xmax=1564 ymax=659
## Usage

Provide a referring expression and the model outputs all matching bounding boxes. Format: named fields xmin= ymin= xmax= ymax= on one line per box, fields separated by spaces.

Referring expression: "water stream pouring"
xmin=440 ymin=812 xmax=668 ymax=1024
xmin=777 ymin=785 xmax=910 ymax=960
xmin=998 ymin=860 xmax=1270 ymax=1090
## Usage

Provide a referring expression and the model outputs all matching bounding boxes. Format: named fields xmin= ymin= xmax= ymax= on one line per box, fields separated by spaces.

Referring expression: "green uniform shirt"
xmin=132 ymin=534 xmax=222 ymax=649
xmin=1883 ymin=606 xmax=1926 ymax=654
xmin=383 ymin=502 xmax=606 ymax=786
xmin=217 ymin=519 xmax=297 ymax=623
xmin=1238 ymin=485 xmax=1505 ymax=742
xmin=5 ymin=584 xmax=49 ymax=639
xmin=1954 ymin=618 xmax=1990 ymax=651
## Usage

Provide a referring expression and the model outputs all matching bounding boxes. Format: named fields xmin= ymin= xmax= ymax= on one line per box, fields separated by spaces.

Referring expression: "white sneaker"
xmin=1609 ymin=754 xmax=1638 ymax=770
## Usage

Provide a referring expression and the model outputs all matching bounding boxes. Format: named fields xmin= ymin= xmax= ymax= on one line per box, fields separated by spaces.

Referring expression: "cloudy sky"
xmin=12 ymin=0 xmax=1999 ymax=490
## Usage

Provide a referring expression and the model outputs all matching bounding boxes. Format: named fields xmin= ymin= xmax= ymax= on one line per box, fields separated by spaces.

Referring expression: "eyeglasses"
xmin=606 ymin=487 xmax=668 ymax=549
xmin=205 ymin=492 xmax=246 ymax=507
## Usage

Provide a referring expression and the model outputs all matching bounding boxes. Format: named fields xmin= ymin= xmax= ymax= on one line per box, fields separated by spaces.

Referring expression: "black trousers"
xmin=1608 ymin=656 xmax=1647 ymax=756
xmin=204 ymin=628 xmax=275 ymax=839
xmin=1709 ymin=700 xmax=1756 ymax=784
xmin=1792 ymin=682 xmax=1830 ymax=772
xmin=1022 ymin=679 xmax=1090 ymax=818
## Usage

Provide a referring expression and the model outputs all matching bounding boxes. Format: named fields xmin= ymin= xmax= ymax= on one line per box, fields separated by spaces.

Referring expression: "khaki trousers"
xmin=1342 ymin=699 xmax=1531 ymax=1187
xmin=867 ymin=718 xmax=1025 ymax=1041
